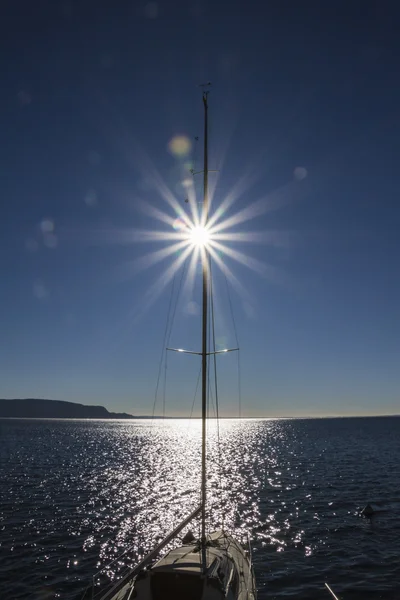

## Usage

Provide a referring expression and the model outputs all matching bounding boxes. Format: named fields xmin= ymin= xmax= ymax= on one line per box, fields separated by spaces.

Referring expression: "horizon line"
xmin=1 ymin=414 xmax=399 ymax=420
xmin=1 ymin=398 xmax=398 ymax=420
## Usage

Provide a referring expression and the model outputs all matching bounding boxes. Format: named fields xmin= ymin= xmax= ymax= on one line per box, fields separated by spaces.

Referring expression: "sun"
xmin=97 ymin=130 xmax=302 ymax=315
xmin=188 ymin=225 xmax=210 ymax=247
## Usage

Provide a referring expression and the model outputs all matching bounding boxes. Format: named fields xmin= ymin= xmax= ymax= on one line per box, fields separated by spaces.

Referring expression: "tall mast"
xmin=201 ymin=88 xmax=209 ymax=563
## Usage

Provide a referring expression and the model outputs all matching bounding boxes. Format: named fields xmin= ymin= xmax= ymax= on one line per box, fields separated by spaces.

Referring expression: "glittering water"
xmin=1 ymin=417 xmax=400 ymax=600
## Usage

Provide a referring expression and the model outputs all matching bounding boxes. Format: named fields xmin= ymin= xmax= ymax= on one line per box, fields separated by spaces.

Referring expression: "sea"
xmin=1 ymin=417 xmax=399 ymax=600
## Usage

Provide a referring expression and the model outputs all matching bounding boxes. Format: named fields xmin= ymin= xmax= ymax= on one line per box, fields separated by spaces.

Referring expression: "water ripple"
xmin=1 ymin=417 xmax=400 ymax=599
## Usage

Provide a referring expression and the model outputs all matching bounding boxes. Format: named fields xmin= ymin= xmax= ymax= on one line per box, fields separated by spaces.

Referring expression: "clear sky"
xmin=1 ymin=1 xmax=400 ymax=417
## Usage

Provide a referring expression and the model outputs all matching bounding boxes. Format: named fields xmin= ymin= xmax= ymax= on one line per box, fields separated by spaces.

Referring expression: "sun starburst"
xmin=115 ymin=174 xmax=302 ymax=316
xmin=86 ymin=120 xmax=306 ymax=317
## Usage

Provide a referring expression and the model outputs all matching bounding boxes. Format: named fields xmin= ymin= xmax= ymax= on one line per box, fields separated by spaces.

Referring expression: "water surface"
xmin=1 ymin=417 xmax=399 ymax=599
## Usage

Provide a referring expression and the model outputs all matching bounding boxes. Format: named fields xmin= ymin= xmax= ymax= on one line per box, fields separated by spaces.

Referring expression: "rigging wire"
xmin=150 ymin=255 xmax=192 ymax=534
xmin=151 ymin=275 xmax=176 ymax=421
xmin=224 ymin=271 xmax=242 ymax=418
xmin=192 ymin=135 xmax=199 ymax=175
xmin=166 ymin=257 xmax=188 ymax=347
xmin=152 ymin=257 xmax=188 ymax=420
xmin=203 ymin=250 xmax=212 ymax=531
xmin=209 ymin=259 xmax=225 ymax=530
xmin=189 ymin=364 xmax=202 ymax=419
xmin=223 ymin=270 xmax=246 ymax=533
xmin=162 ymin=351 xmax=168 ymax=419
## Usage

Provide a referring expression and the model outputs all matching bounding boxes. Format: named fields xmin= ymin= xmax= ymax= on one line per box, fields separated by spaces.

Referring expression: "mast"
xmin=201 ymin=88 xmax=210 ymax=566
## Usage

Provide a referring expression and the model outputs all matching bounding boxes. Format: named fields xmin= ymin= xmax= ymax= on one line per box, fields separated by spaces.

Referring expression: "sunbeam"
xmin=209 ymin=181 xmax=297 ymax=233
xmin=206 ymin=169 xmax=261 ymax=231
xmin=118 ymin=240 xmax=190 ymax=279
xmin=133 ymin=244 xmax=194 ymax=319
xmin=211 ymin=231 xmax=292 ymax=246
xmin=136 ymin=199 xmax=178 ymax=229
xmin=209 ymin=239 xmax=284 ymax=285
xmin=207 ymin=246 xmax=253 ymax=306
xmin=182 ymin=246 xmax=201 ymax=300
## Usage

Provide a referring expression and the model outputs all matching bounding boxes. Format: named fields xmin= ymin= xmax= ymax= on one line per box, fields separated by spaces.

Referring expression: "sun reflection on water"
xmin=4 ymin=418 xmax=400 ymax=598
xmin=79 ymin=418 xmax=286 ymax=586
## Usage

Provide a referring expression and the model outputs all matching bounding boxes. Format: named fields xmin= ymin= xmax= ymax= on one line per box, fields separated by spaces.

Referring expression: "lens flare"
xmin=172 ymin=217 xmax=187 ymax=232
xmin=168 ymin=135 xmax=191 ymax=157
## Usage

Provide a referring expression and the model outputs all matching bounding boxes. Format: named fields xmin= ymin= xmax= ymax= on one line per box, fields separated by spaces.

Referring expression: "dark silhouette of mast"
xmin=200 ymin=84 xmax=210 ymax=571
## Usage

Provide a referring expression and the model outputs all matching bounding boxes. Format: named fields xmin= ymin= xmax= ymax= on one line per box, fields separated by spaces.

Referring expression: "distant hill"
xmin=0 ymin=399 xmax=133 ymax=419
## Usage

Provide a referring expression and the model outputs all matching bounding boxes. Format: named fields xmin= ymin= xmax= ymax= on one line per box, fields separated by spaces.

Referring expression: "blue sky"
xmin=1 ymin=1 xmax=400 ymax=416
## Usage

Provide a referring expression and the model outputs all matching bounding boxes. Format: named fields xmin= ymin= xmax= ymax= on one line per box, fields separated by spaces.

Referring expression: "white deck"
xmin=94 ymin=530 xmax=256 ymax=600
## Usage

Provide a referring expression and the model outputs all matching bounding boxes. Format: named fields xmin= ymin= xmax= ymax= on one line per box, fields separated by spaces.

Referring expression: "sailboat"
xmin=82 ymin=87 xmax=257 ymax=600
